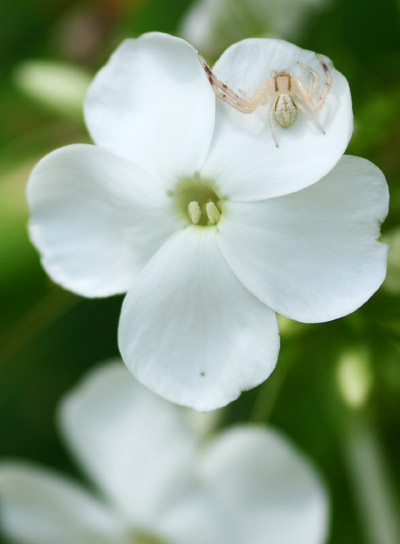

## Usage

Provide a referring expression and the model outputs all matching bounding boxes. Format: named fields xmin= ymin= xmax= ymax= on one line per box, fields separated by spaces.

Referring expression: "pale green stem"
xmin=250 ymin=358 xmax=291 ymax=423
xmin=343 ymin=414 xmax=400 ymax=544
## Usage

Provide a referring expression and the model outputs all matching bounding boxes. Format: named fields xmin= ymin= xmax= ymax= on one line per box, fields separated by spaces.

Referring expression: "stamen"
xmin=188 ymin=201 xmax=201 ymax=225
xmin=206 ymin=202 xmax=221 ymax=225
xmin=173 ymin=176 xmax=222 ymax=226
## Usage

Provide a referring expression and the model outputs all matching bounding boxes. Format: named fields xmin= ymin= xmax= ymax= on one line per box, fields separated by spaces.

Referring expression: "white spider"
xmin=199 ymin=53 xmax=332 ymax=147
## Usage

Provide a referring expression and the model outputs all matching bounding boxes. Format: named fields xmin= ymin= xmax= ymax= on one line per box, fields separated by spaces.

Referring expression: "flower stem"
xmin=250 ymin=358 xmax=291 ymax=423
xmin=342 ymin=414 xmax=400 ymax=544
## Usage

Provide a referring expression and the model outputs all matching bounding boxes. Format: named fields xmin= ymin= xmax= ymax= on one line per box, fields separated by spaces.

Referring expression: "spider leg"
xmin=239 ymin=86 xmax=271 ymax=107
xmin=314 ymin=54 xmax=332 ymax=109
xmin=212 ymin=87 xmax=257 ymax=113
xmin=249 ymin=78 xmax=274 ymax=106
xmin=293 ymin=97 xmax=325 ymax=134
xmin=297 ymin=61 xmax=319 ymax=99
xmin=199 ymin=54 xmax=254 ymax=113
xmin=293 ymin=54 xmax=332 ymax=112
xmin=199 ymin=54 xmax=272 ymax=113
xmin=267 ymin=99 xmax=279 ymax=148
xmin=238 ymin=89 xmax=251 ymax=100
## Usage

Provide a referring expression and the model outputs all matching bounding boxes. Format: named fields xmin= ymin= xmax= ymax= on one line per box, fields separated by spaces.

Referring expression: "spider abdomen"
xmin=274 ymin=93 xmax=297 ymax=128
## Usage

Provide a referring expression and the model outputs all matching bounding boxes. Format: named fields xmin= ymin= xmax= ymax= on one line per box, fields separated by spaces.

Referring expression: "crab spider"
xmin=199 ymin=53 xmax=332 ymax=147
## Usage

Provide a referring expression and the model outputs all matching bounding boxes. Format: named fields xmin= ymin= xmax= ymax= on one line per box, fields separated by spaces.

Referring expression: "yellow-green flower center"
xmin=129 ymin=530 xmax=168 ymax=544
xmin=169 ymin=174 xmax=223 ymax=226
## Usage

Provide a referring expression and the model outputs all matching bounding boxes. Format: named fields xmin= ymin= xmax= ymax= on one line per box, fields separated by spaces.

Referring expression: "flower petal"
xmin=201 ymin=38 xmax=353 ymax=200
xmin=218 ymin=155 xmax=389 ymax=323
xmin=160 ymin=427 xmax=329 ymax=544
xmin=0 ymin=462 xmax=126 ymax=544
xmin=59 ymin=362 xmax=198 ymax=528
xmin=84 ymin=32 xmax=215 ymax=184
xmin=118 ymin=227 xmax=279 ymax=411
xmin=27 ymin=144 xmax=183 ymax=297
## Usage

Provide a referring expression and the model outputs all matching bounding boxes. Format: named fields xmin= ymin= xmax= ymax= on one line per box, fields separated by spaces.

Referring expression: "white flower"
xmin=179 ymin=0 xmax=328 ymax=57
xmin=0 ymin=362 xmax=329 ymax=544
xmin=27 ymin=32 xmax=388 ymax=410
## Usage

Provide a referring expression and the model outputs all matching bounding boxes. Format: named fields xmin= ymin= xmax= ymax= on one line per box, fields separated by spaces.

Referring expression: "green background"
xmin=1 ymin=0 xmax=399 ymax=542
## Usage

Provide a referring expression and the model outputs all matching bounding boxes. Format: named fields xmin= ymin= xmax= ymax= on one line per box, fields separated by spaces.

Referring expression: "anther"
xmin=188 ymin=201 xmax=201 ymax=224
xmin=205 ymin=201 xmax=221 ymax=225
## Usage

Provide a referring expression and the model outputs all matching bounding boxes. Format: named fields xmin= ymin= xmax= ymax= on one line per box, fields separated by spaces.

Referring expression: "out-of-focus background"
xmin=1 ymin=1 xmax=399 ymax=542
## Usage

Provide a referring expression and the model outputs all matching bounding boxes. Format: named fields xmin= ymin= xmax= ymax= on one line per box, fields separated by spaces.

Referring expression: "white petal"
xmin=118 ymin=227 xmax=279 ymax=411
xmin=27 ymin=144 xmax=183 ymax=298
xmin=84 ymin=32 xmax=215 ymax=184
xmin=59 ymin=361 xmax=198 ymax=528
xmin=0 ymin=462 xmax=126 ymax=544
xmin=160 ymin=427 xmax=329 ymax=544
xmin=160 ymin=490 xmax=230 ymax=544
xmin=218 ymin=155 xmax=389 ymax=323
xmin=201 ymin=38 xmax=352 ymax=200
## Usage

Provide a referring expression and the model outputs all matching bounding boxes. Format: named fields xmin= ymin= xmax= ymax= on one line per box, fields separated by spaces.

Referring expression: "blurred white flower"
xmin=27 ymin=32 xmax=388 ymax=411
xmin=13 ymin=60 xmax=91 ymax=119
xmin=336 ymin=348 xmax=373 ymax=409
xmin=179 ymin=0 xmax=329 ymax=57
xmin=0 ymin=362 xmax=329 ymax=544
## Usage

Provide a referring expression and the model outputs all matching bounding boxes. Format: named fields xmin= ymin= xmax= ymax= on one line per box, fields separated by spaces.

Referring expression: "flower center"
xmin=169 ymin=173 xmax=223 ymax=226
xmin=129 ymin=530 xmax=168 ymax=544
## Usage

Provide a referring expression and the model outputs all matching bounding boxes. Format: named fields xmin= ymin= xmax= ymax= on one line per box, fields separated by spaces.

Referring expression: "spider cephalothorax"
xmin=199 ymin=54 xmax=332 ymax=147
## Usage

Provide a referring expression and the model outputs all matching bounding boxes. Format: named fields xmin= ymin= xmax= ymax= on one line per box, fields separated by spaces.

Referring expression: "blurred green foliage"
xmin=1 ymin=1 xmax=399 ymax=543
